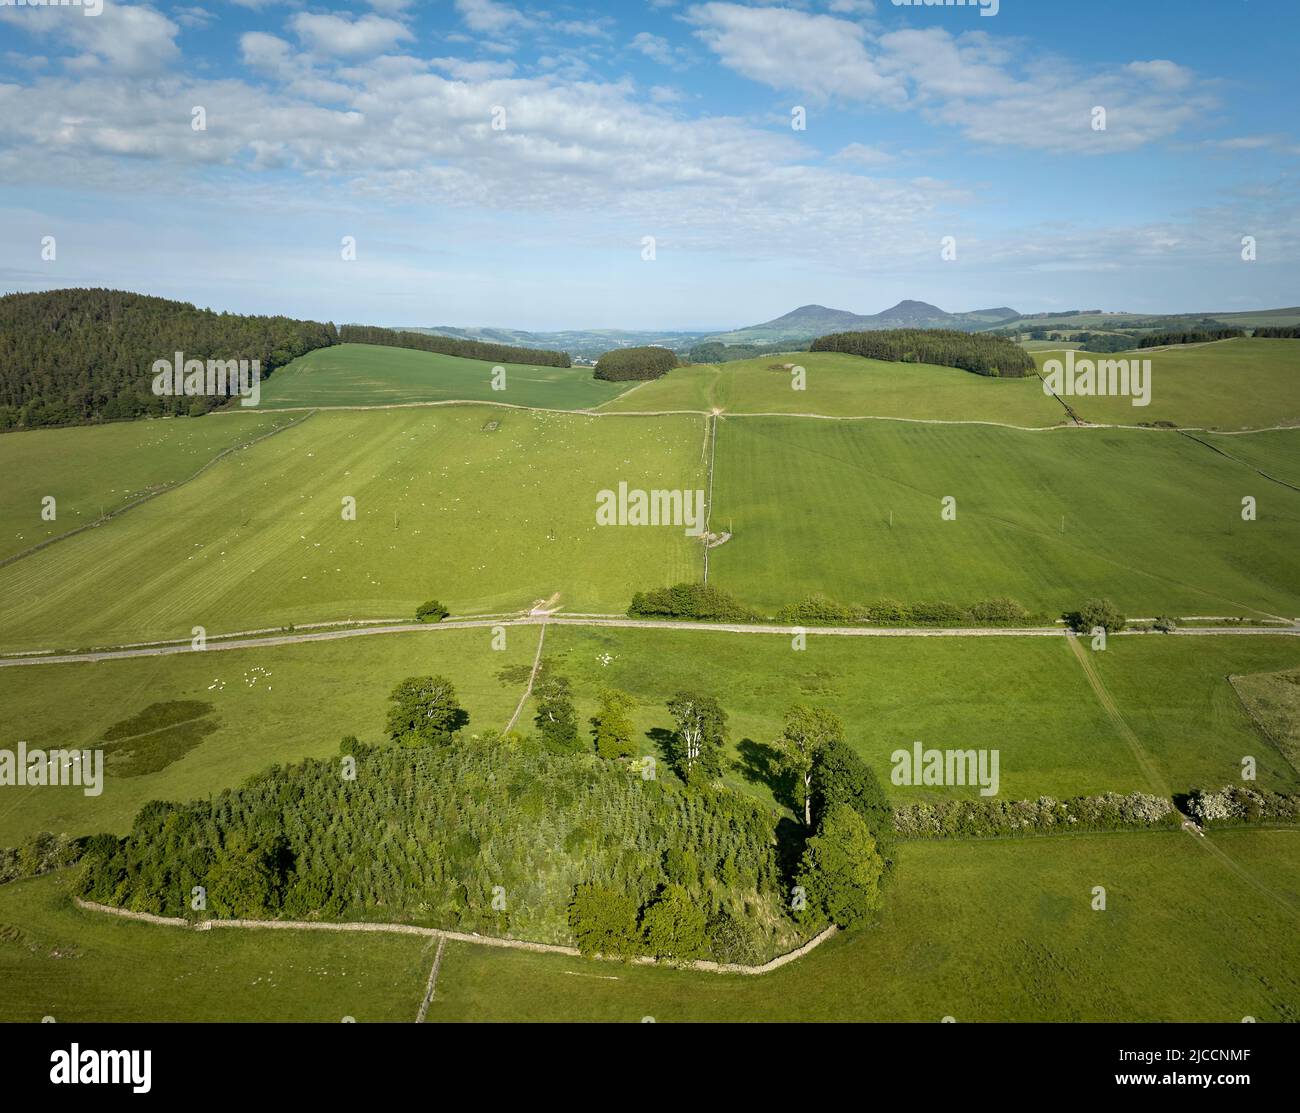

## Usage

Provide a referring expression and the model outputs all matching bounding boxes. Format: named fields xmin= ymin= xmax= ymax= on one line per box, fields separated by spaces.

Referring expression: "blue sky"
xmin=0 ymin=0 xmax=1297 ymax=329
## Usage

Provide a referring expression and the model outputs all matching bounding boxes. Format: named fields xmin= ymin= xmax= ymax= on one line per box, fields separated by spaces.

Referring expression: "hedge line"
xmin=1183 ymin=785 xmax=1300 ymax=828
xmin=893 ymin=791 xmax=1180 ymax=839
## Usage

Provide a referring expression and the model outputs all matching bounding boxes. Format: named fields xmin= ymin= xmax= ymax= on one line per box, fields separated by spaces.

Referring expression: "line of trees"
xmin=1137 ymin=328 xmax=1244 ymax=347
xmin=810 ymin=328 xmax=1036 ymax=377
xmin=775 ymin=594 xmax=1037 ymax=627
xmin=1253 ymin=325 xmax=1300 ymax=338
xmin=687 ymin=341 xmax=805 ymax=364
xmin=628 ymin=583 xmax=764 ymax=623
xmin=593 ymin=346 xmax=680 ymax=381
xmin=0 ymin=288 xmax=338 ymax=430
xmin=338 ymin=324 xmax=571 ymax=367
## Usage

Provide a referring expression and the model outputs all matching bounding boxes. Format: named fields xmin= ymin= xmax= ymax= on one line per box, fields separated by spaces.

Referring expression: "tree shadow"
xmin=734 ymin=737 xmax=797 ymax=811
xmin=774 ymin=815 xmax=810 ymax=889
xmin=646 ymin=727 xmax=676 ymax=778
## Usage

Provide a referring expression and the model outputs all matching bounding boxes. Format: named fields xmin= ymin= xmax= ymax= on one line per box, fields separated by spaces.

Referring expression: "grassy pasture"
xmin=708 ymin=417 xmax=1300 ymax=618
xmin=542 ymin=626 xmax=1136 ymax=805
xmin=1087 ymin=636 xmax=1300 ymax=793
xmin=0 ymin=872 xmax=431 ymax=1022
xmin=1032 ymin=338 xmax=1300 ymax=430
xmin=1228 ymin=664 xmax=1300 ymax=775
xmin=5 ymin=829 xmax=1295 ymax=1022
xmin=3 ymin=623 xmax=1293 ymax=847
xmin=598 ymin=351 xmax=1067 ymax=425
xmin=257 ymin=343 xmax=629 ymax=411
xmin=542 ymin=627 xmax=1300 ymax=805
xmin=0 ymin=627 xmax=534 ymax=845
xmin=0 ymin=407 xmax=706 ymax=653
xmin=428 ymin=828 xmax=1300 ymax=1022
xmin=1200 ymin=427 xmax=1300 ymax=489
xmin=0 ymin=413 xmax=298 ymax=562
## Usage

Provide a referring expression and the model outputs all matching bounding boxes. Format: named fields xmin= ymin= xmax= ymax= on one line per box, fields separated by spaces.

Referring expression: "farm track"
xmin=1185 ymin=830 xmax=1300 ymax=919
xmin=218 ymin=398 xmax=1300 ymax=434
xmin=416 ymin=937 xmax=447 ymax=1023
xmin=1064 ymin=632 xmax=1170 ymax=797
xmin=2 ymin=615 xmax=1296 ymax=668
xmin=504 ymin=622 xmax=547 ymax=733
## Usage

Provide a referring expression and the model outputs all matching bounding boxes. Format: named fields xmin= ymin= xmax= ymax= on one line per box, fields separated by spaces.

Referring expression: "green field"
xmin=258 ymin=343 xmax=631 ymax=411
xmin=5 ymin=829 xmax=1293 ymax=1022
xmin=0 ymin=407 xmax=706 ymax=653
xmin=1230 ymin=664 xmax=1300 ymax=774
xmin=543 ymin=626 xmax=1300 ymax=804
xmin=427 ymin=828 xmax=1300 ymax=1022
xmin=2 ymin=324 xmax=1297 ymax=1028
xmin=1032 ymin=338 xmax=1300 ymax=430
xmin=0 ymin=872 xmax=431 ymax=1022
xmin=599 ymin=351 xmax=1067 ymax=425
xmin=0 ymin=627 xmax=536 ymax=845
xmin=1089 ymin=636 xmax=1300 ymax=792
xmin=1200 ymin=426 xmax=1300 ymax=489
xmin=0 ymin=412 xmax=299 ymax=562
xmin=3 ymin=625 xmax=1295 ymax=848
xmin=708 ymin=417 xmax=1300 ymax=618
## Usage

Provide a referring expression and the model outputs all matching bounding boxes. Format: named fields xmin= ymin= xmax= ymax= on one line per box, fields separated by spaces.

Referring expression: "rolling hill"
xmin=703 ymin=300 xmax=1020 ymax=345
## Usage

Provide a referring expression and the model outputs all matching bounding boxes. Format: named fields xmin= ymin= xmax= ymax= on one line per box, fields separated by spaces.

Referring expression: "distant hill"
xmin=403 ymin=325 xmax=712 ymax=362
xmin=703 ymin=301 xmax=1020 ymax=345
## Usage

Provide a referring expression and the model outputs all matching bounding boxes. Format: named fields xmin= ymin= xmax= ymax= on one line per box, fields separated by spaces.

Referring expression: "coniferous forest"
xmin=337 ymin=325 xmax=572 ymax=367
xmin=0 ymin=289 xmax=338 ymax=429
xmin=810 ymin=328 xmax=1037 ymax=377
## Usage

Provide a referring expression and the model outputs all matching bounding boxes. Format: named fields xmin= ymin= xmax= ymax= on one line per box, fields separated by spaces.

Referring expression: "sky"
xmin=0 ymin=0 xmax=1297 ymax=330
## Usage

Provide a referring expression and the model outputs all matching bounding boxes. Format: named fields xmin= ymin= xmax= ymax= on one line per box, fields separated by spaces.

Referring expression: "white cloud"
xmin=239 ymin=32 xmax=291 ymax=70
xmin=454 ymin=0 xmax=534 ymax=34
xmin=430 ymin=57 xmax=518 ymax=81
xmin=289 ymin=13 xmax=413 ymax=59
xmin=832 ymin=142 xmax=893 ymax=166
xmin=0 ymin=3 xmax=182 ymax=76
xmin=687 ymin=3 xmax=904 ymax=104
xmin=631 ymin=32 xmax=677 ymax=67
xmin=686 ymin=4 xmax=1216 ymax=154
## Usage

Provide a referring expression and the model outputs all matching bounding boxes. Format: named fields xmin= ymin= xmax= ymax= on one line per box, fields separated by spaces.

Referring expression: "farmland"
xmin=0 ymin=407 xmax=706 ymax=653
xmin=3 ymin=826 xmax=1293 ymax=1024
xmin=257 ymin=343 xmax=631 ymax=411
xmin=0 ymin=627 xmax=535 ymax=845
xmin=2 ymin=625 xmax=1295 ymax=851
xmin=1032 ymin=338 xmax=1300 ymax=430
xmin=0 ymin=312 xmax=1297 ymax=1030
xmin=599 ymin=350 xmax=1068 ymax=425
xmin=0 ymin=412 xmax=299 ymax=562
xmin=708 ymin=417 xmax=1300 ymax=618
xmin=426 ymin=828 xmax=1300 ymax=1022
xmin=0 ymin=872 xmax=430 ymax=1023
